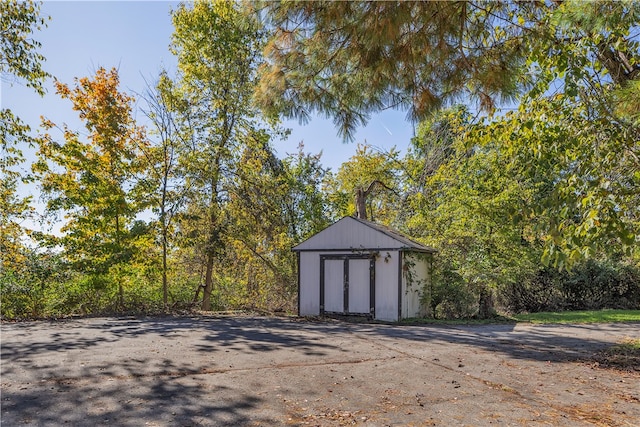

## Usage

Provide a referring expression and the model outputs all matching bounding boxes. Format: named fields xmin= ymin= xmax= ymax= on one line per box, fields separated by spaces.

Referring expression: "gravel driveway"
xmin=1 ymin=316 xmax=638 ymax=426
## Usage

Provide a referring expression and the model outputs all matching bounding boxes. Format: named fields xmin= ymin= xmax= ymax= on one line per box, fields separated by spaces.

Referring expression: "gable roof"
xmin=292 ymin=216 xmax=436 ymax=253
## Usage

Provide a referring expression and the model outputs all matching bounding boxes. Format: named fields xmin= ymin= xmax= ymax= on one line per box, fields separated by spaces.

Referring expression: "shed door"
xmin=348 ymin=259 xmax=371 ymax=314
xmin=321 ymin=256 xmax=374 ymax=316
xmin=323 ymin=259 xmax=344 ymax=313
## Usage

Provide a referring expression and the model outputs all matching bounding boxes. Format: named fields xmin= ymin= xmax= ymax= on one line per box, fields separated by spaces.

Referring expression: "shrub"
xmin=501 ymin=260 xmax=640 ymax=313
xmin=0 ymin=249 xmax=69 ymax=320
xmin=424 ymin=261 xmax=477 ymax=319
xmin=500 ymin=268 xmax=565 ymax=313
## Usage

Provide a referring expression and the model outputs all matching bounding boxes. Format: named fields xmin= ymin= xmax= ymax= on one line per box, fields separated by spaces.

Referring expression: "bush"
xmin=500 ymin=268 xmax=565 ymax=313
xmin=0 ymin=269 xmax=41 ymax=319
xmin=43 ymin=274 xmax=114 ymax=317
xmin=424 ymin=262 xmax=477 ymax=319
xmin=501 ymin=260 xmax=640 ymax=313
xmin=0 ymin=249 xmax=69 ymax=320
xmin=561 ymin=260 xmax=640 ymax=310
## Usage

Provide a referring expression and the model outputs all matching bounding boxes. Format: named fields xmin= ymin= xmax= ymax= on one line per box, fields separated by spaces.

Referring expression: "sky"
xmin=3 ymin=0 xmax=416 ymax=179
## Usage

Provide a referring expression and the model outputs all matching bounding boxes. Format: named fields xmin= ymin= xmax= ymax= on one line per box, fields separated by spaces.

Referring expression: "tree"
xmin=1 ymin=111 xmax=35 ymax=272
xmin=259 ymin=0 xmax=640 ymax=265
xmin=1 ymin=0 xmax=49 ymax=273
xmin=33 ymin=67 xmax=149 ymax=306
xmin=0 ymin=0 xmax=48 ymax=94
xmin=255 ymin=0 xmax=531 ymax=139
xmin=403 ymin=107 xmax=542 ymax=318
xmin=222 ymin=139 xmax=331 ymax=311
xmin=401 ymin=106 xmax=471 ymax=228
xmin=280 ymin=143 xmax=331 ymax=242
xmin=257 ymin=1 xmax=639 ymax=140
xmin=476 ymin=97 xmax=639 ymax=268
xmin=170 ymin=0 xmax=275 ymax=310
xmin=324 ymin=144 xmax=401 ymax=223
xmin=139 ymin=72 xmax=190 ymax=307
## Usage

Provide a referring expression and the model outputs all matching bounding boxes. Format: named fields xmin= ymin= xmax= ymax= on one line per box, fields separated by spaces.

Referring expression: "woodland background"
xmin=2 ymin=0 xmax=639 ymax=320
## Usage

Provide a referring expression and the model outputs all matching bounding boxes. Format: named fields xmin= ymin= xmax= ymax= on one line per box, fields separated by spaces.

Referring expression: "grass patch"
xmin=512 ymin=309 xmax=640 ymax=324
xmin=592 ymin=339 xmax=640 ymax=372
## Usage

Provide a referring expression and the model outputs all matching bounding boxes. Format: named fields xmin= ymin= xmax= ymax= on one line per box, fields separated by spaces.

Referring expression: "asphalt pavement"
xmin=1 ymin=316 xmax=639 ymax=426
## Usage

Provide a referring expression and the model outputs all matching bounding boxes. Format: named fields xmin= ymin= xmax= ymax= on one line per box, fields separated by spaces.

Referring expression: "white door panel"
xmin=324 ymin=259 xmax=344 ymax=313
xmin=348 ymin=259 xmax=370 ymax=314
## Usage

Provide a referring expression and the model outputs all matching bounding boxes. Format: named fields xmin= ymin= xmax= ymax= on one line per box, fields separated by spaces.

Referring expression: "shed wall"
xmin=373 ymin=251 xmax=400 ymax=321
xmin=299 ymin=251 xmax=320 ymax=316
xmin=294 ymin=218 xmax=408 ymax=251
xmin=401 ymin=252 xmax=431 ymax=318
xmin=298 ymin=250 xmax=431 ymax=321
xmin=299 ymin=250 xmax=402 ymax=321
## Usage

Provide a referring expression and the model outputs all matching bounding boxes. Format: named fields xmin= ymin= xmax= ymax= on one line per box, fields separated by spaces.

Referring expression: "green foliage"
xmin=258 ymin=1 xmax=533 ymax=140
xmin=403 ymin=101 xmax=638 ymax=317
xmin=502 ymin=260 xmax=640 ymax=313
xmin=401 ymin=107 xmax=542 ymax=318
xmin=6 ymin=0 xmax=638 ymax=321
xmin=169 ymin=1 xmax=329 ymax=313
xmin=614 ymin=79 xmax=640 ymax=126
xmin=477 ymin=97 xmax=639 ymax=268
xmin=221 ymin=138 xmax=330 ymax=313
xmin=561 ymin=260 xmax=637 ymax=310
xmin=258 ymin=1 xmax=639 ymax=142
xmin=0 ymin=249 xmax=69 ymax=319
xmin=139 ymin=71 xmax=192 ymax=306
xmin=526 ymin=0 xmax=640 ymax=97
xmin=0 ymin=0 xmax=49 ymax=94
xmin=258 ymin=0 xmax=639 ymax=275
xmin=1 ymin=110 xmax=36 ymax=273
xmin=33 ymin=68 xmax=150 ymax=281
xmin=44 ymin=274 xmax=112 ymax=317
xmin=0 ymin=270 xmax=32 ymax=319
xmin=170 ymin=0 xmax=274 ymax=310
xmin=424 ymin=259 xmax=477 ymax=320
xmin=280 ymin=144 xmax=332 ymax=241
xmin=0 ymin=257 xmax=195 ymax=320
xmin=323 ymin=144 xmax=401 ymax=223
xmin=1 ymin=0 xmax=49 ymax=275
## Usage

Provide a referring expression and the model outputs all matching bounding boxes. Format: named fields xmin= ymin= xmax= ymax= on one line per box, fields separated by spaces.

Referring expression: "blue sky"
xmin=4 ymin=0 xmax=416 ymax=176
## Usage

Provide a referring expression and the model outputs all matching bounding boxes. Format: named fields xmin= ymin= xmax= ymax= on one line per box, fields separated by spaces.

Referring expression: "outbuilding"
xmin=292 ymin=216 xmax=436 ymax=322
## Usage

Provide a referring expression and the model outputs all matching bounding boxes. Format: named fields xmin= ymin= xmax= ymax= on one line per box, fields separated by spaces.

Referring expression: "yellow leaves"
xmin=53 ymin=79 xmax=70 ymax=97
xmin=51 ymin=67 xmax=147 ymax=162
xmin=33 ymin=66 xmax=152 ymax=275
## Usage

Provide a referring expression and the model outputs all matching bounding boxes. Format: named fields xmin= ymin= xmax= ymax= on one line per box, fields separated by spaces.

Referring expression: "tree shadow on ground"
xmin=84 ymin=315 xmax=348 ymax=356
xmin=2 ymin=315 xmax=638 ymax=426
xmin=1 ymin=318 xmax=283 ymax=426
xmin=1 ymin=375 xmax=271 ymax=426
xmin=347 ymin=321 xmax=640 ymax=363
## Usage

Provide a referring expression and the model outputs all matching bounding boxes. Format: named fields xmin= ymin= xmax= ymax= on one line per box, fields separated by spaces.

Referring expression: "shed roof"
xmin=292 ymin=216 xmax=436 ymax=253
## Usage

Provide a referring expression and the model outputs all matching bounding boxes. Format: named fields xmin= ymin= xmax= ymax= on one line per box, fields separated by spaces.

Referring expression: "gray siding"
xmin=294 ymin=217 xmax=415 ymax=251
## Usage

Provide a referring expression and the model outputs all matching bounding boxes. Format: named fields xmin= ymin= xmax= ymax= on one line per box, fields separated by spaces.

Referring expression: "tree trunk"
xmin=355 ymin=180 xmax=392 ymax=220
xmin=162 ymin=232 xmax=168 ymax=308
xmin=114 ymin=209 xmax=124 ymax=309
xmin=355 ymin=188 xmax=367 ymax=219
xmin=202 ymin=251 xmax=214 ymax=310
xmin=478 ymin=286 xmax=494 ymax=319
xmin=160 ymin=180 xmax=169 ymax=308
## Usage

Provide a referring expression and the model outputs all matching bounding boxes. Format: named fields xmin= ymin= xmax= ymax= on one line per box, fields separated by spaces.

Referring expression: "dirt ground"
xmin=1 ymin=316 xmax=639 ymax=426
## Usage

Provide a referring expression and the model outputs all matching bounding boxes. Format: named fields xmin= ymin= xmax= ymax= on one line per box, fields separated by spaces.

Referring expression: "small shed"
xmin=292 ymin=216 xmax=436 ymax=322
